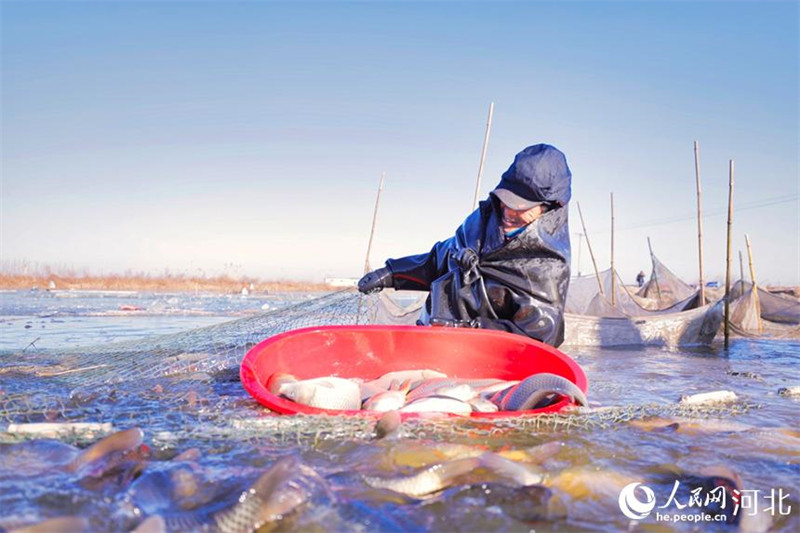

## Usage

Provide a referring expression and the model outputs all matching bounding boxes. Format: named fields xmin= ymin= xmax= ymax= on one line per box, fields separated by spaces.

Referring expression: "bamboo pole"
xmin=610 ymin=192 xmax=616 ymax=306
xmin=576 ymin=202 xmax=604 ymax=296
xmin=363 ymin=172 xmax=385 ymax=275
xmin=724 ymin=160 xmax=735 ymax=349
xmin=694 ymin=141 xmax=706 ymax=306
xmin=745 ymin=234 xmax=763 ymax=333
xmin=647 ymin=237 xmax=663 ymax=300
xmin=576 ymin=232 xmax=584 ymax=277
xmin=739 ymin=250 xmax=745 ymax=291
xmin=472 ymin=102 xmax=494 ymax=211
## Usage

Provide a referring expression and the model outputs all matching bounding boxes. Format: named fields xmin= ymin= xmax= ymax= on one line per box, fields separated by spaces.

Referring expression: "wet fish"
xmin=478 ymin=452 xmax=543 ymax=486
xmin=679 ymin=390 xmax=738 ymax=405
xmin=363 ymin=380 xmax=410 ymax=412
xmin=546 ymin=466 xmax=639 ymax=502
xmin=497 ymin=441 xmax=565 ymax=464
xmin=66 ymin=427 xmax=145 ymax=477
xmin=500 ymin=373 xmax=588 ymax=410
xmin=363 ymin=456 xmax=481 ymax=497
xmin=374 ymin=411 xmax=402 ymax=439
xmin=364 ymin=452 xmax=542 ymax=499
xmin=777 ymin=385 xmax=800 ymax=397
xmin=366 ymin=369 xmax=447 ymax=391
xmin=265 ymin=372 xmax=299 ymax=395
xmin=406 ymin=379 xmax=477 ymax=403
xmin=473 ymin=379 xmax=519 ymax=395
xmin=468 ymin=396 xmax=499 ymax=412
xmin=445 ymin=483 xmax=564 ymax=522
xmin=399 ymin=395 xmax=473 ymax=416
xmin=277 ymin=376 xmax=362 ymax=410
xmin=213 ymin=455 xmax=329 ymax=533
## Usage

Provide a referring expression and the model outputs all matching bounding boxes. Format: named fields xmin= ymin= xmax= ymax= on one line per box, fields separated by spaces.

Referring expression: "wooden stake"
xmin=739 ymin=250 xmax=745 ymax=290
xmin=576 ymin=202 xmax=604 ymax=296
xmin=472 ymin=102 xmax=494 ymax=211
xmin=745 ymin=234 xmax=763 ymax=333
xmin=694 ymin=141 xmax=706 ymax=306
xmin=363 ymin=172 xmax=385 ymax=275
xmin=724 ymin=160 xmax=735 ymax=349
xmin=647 ymin=237 xmax=663 ymax=300
xmin=610 ymin=192 xmax=616 ymax=306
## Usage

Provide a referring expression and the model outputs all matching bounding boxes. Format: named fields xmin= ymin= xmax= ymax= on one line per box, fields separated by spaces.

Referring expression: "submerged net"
xmin=0 ymin=289 xmax=760 ymax=445
xmin=0 ymin=290 xmax=365 ymax=429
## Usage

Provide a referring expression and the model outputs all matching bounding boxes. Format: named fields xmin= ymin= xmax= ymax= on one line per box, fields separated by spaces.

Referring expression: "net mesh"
xmin=0 ymin=289 xmax=759 ymax=444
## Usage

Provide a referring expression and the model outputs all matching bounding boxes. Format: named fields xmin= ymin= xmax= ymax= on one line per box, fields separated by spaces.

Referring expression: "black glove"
xmin=358 ymin=267 xmax=393 ymax=294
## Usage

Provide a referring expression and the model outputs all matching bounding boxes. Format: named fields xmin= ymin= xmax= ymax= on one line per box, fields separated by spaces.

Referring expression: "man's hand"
xmin=358 ymin=267 xmax=393 ymax=294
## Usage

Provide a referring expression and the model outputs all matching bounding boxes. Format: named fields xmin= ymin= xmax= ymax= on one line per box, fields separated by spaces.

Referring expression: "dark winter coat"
xmin=385 ymin=196 xmax=571 ymax=347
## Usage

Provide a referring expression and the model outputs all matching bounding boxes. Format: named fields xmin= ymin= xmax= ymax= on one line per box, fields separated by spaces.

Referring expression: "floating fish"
xmin=477 ymin=452 xmax=543 ymax=486
xmin=363 ymin=456 xmax=481 ymax=497
xmin=67 ymin=427 xmax=146 ymax=477
xmin=374 ymin=411 xmax=402 ymax=439
xmin=500 ymin=373 xmax=588 ymax=410
xmin=213 ymin=455 xmax=329 ymax=533
xmin=443 ymin=483 xmax=564 ymax=522
xmin=679 ymin=390 xmax=738 ymax=405
xmin=777 ymin=386 xmax=800 ymax=397
xmin=364 ymin=451 xmax=542 ymax=499
xmin=277 ymin=376 xmax=362 ymax=411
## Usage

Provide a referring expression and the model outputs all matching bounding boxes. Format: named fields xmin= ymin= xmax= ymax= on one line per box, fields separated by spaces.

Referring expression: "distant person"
xmin=358 ymin=143 xmax=572 ymax=347
xmin=636 ymin=270 xmax=646 ymax=288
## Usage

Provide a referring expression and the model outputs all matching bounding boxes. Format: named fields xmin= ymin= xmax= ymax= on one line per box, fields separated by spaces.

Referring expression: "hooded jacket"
xmin=385 ymin=144 xmax=572 ymax=347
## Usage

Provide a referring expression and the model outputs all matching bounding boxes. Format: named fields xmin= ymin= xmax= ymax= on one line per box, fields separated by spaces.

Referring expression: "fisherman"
xmin=358 ymin=143 xmax=572 ymax=347
xmin=636 ymin=270 xmax=646 ymax=287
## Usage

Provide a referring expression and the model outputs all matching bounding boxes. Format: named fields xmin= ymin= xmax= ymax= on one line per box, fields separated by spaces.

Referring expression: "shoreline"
xmin=0 ymin=274 xmax=340 ymax=294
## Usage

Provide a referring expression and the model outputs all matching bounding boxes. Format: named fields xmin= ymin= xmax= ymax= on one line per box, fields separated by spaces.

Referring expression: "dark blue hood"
xmin=494 ymin=144 xmax=572 ymax=207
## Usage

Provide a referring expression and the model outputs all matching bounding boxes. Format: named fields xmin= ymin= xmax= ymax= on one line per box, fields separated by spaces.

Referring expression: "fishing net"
xmin=637 ymin=254 xmax=696 ymax=306
xmin=730 ymin=281 xmax=800 ymax=325
xmin=0 ymin=288 xmax=758 ymax=446
xmin=0 ymin=290 xmax=365 ymax=430
xmin=727 ymin=284 xmax=800 ymax=339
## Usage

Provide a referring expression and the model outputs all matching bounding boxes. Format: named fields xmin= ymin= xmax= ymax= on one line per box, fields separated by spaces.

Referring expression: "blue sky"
xmin=2 ymin=1 xmax=797 ymax=284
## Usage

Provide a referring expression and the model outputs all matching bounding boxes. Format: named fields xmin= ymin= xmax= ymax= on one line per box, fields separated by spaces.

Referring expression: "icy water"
xmin=0 ymin=290 xmax=798 ymax=532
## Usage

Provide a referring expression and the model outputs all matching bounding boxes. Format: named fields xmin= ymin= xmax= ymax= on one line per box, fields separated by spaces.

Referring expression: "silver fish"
xmin=468 ymin=397 xmax=499 ymax=413
xmin=278 ymin=376 xmax=362 ymax=411
xmin=366 ymin=369 xmax=447 ymax=391
xmin=363 ymin=456 xmax=480 ymax=497
xmin=374 ymin=411 xmax=402 ymax=439
xmin=66 ymin=427 xmax=145 ymax=476
xmin=399 ymin=395 xmax=473 ymax=415
xmin=679 ymin=390 xmax=738 ymax=405
xmin=478 ymin=452 xmax=543 ymax=486
xmin=213 ymin=456 xmax=329 ymax=533
xmin=363 ymin=389 xmax=408 ymax=412
xmin=500 ymin=373 xmax=587 ymax=410
xmin=406 ymin=379 xmax=477 ymax=403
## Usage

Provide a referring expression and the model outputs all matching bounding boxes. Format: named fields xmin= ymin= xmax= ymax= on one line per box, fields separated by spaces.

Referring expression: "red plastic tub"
xmin=241 ymin=325 xmax=588 ymax=418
